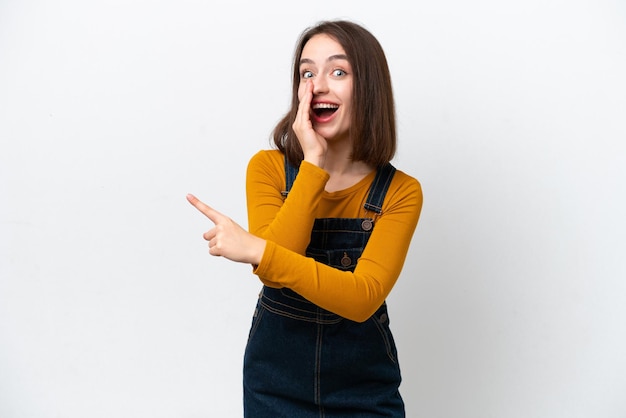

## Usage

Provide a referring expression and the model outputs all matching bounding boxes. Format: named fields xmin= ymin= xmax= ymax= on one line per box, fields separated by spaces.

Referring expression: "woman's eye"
xmin=302 ymin=70 xmax=314 ymax=79
xmin=332 ymin=69 xmax=346 ymax=77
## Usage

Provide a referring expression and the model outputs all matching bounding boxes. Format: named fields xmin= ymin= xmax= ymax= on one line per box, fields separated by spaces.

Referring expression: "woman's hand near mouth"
xmin=293 ymin=79 xmax=327 ymax=168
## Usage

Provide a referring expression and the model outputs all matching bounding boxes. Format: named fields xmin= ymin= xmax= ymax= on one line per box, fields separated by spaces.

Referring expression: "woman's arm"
xmin=192 ymin=148 xmax=423 ymax=321
xmin=246 ymin=150 xmax=329 ymax=255
xmin=253 ymin=175 xmax=423 ymax=322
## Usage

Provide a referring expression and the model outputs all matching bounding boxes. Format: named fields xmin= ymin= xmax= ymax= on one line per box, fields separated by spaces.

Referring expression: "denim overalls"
xmin=243 ymin=159 xmax=405 ymax=417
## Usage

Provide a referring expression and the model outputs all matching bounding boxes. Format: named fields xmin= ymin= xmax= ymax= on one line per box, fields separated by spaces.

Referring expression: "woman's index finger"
xmin=186 ymin=194 xmax=221 ymax=224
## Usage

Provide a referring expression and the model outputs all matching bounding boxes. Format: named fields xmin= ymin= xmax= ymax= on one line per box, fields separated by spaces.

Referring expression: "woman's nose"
xmin=312 ymin=76 xmax=328 ymax=94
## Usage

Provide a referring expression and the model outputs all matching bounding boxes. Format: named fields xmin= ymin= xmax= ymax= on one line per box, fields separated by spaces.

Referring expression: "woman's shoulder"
xmin=390 ymin=165 xmax=421 ymax=190
xmin=386 ymin=165 xmax=423 ymax=205
xmin=248 ymin=149 xmax=284 ymax=167
xmin=246 ymin=149 xmax=286 ymax=182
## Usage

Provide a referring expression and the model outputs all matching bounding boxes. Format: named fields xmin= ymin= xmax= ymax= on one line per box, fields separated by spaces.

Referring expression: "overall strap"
xmin=363 ymin=163 xmax=396 ymax=214
xmin=281 ymin=156 xmax=396 ymax=215
xmin=281 ymin=156 xmax=299 ymax=197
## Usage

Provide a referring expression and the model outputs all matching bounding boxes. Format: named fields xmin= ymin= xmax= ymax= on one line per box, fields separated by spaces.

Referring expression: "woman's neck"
xmin=322 ymin=145 xmax=374 ymax=192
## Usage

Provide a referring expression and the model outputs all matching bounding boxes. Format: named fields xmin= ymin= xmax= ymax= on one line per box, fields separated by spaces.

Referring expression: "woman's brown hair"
xmin=272 ymin=20 xmax=396 ymax=168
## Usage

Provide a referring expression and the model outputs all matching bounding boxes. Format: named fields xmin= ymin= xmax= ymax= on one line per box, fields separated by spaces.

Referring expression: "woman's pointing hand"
xmin=186 ymin=194 xmax=266 ymax=265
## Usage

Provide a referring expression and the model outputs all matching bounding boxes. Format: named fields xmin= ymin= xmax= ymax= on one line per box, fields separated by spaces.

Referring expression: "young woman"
xmin=188 ymin=20 xmax=422 ymax=417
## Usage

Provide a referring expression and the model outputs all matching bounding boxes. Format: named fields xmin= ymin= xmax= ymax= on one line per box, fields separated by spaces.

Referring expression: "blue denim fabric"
xmin=243 ymin=160 xmax=404 ymax=417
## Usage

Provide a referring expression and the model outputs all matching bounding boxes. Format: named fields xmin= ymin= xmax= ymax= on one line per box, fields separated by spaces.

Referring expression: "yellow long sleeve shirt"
xmin=246 ymin=150 xmax=423 ymax=322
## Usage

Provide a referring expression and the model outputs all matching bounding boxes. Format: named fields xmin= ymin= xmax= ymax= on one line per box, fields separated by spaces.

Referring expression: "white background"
xmin=1 ymin=0 xmax=625 ymax=417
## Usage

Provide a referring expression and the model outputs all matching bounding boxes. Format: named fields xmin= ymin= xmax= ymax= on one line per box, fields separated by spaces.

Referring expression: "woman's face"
xmin=297 ymin=34 xmax=353 ymax=142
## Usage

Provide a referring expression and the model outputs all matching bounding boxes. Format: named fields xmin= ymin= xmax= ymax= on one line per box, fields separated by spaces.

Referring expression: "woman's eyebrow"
xmin=327 ymin=54 xmax=349 ymax=62
xmin=299 ymin=54 xmax=349 ymax=66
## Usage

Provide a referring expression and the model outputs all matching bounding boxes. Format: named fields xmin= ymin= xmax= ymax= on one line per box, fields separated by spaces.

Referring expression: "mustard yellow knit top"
xmin=246 ymin=150 xmax=423 ymax=322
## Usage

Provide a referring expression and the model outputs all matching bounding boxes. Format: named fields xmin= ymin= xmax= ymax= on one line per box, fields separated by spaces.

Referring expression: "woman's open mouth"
xmin=311 ymin=102 xmax=339 ymax=122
